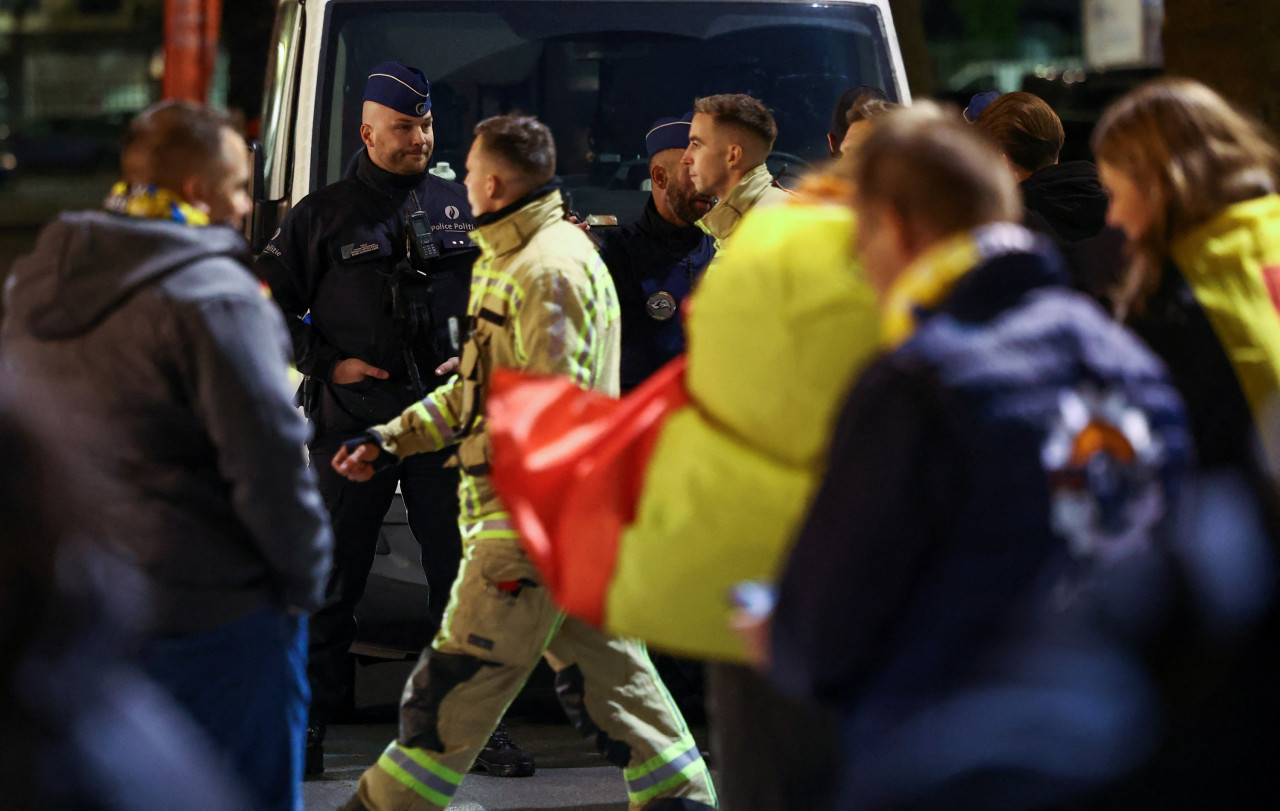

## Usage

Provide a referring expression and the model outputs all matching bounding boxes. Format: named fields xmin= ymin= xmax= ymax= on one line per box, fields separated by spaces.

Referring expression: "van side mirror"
xmin=243 ymin=137 xmax=287 ymax=253
xmin=248 ymin=138 xmax=267 ymax=204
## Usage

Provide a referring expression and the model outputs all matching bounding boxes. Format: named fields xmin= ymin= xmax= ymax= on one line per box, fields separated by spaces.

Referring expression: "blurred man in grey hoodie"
xmin=1 ymin=101 xmax=333 ymax=811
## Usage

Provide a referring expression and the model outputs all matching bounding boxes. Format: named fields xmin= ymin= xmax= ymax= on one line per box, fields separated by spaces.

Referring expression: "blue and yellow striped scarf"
xmin=103 ymin=182 xmax=210 ymax=226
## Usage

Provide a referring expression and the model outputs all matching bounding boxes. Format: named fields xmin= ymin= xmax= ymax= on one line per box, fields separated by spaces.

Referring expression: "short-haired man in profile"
xmin=683 ymin=93 xmax=791 ymax=249
xmin=2 ymin=101 xmax=333 ymax=811
xmin=593 ymin=113 xmax=716 ymax=391
xmin=331 ymin=115 xmax=716 ymax=811
xmin=826 ymin=85 xmax=889 ymax=157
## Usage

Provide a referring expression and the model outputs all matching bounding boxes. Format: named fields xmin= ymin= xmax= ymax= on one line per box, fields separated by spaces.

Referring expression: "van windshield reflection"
xmin=318 ymin=1 xmax=894 ymax=221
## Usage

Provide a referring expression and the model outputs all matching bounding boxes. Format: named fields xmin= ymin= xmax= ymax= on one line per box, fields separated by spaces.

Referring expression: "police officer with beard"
xmin=256 ymin=61 xmax=532 ymax=777
xmin=592 ymin=113 xmax=716 ymax=391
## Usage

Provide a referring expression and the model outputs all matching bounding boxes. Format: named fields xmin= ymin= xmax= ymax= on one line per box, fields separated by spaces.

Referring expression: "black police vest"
xmin=594 ymin=200 xmax=715 ymax=390
xmin=313 ymin=156 xmax=476 ymax=430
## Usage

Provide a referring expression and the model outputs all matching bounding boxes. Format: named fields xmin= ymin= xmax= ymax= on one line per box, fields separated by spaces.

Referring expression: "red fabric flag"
xmin=487 ymin=357 xmax=690 ymax=626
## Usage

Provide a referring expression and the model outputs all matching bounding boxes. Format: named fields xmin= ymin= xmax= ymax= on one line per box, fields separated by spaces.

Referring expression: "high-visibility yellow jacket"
xmin=607 ymin=201 xmax=880 ymax=661
xmin=373 ymin=189 xmax=621 ymax=522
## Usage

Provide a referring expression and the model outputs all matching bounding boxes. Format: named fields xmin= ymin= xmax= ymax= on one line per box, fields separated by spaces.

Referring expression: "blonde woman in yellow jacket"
xmin=1093 ymin=77 xmax=1280 ymax=806
xmin=1094 ymin=77 xmax=1280 ymax=500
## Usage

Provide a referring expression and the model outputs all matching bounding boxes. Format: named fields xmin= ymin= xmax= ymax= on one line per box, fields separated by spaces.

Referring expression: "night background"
xmin=1 ymin=0 xmax=1273 ymax=278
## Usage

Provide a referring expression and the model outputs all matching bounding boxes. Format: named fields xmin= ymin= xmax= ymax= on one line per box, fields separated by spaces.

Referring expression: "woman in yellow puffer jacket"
xmin=606 ymin=169 xmax=881 ymax=662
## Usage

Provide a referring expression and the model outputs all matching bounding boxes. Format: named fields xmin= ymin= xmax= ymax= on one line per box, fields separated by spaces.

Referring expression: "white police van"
xmin=249 ymin=0 xmax=910 ymax=659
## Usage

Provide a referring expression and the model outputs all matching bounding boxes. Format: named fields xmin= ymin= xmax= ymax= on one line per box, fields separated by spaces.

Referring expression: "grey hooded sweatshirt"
xmin=2 ymin=212 xmax=332 ymax=634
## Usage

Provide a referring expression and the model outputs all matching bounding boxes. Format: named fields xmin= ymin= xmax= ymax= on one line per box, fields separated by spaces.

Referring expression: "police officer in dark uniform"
xmin=256 ymin=61 xmax=532 ymax=777
xmin=592 ymin=113 xmax=717 ymax=391
xmin=589 ymin=114 xmax=718 ymax=723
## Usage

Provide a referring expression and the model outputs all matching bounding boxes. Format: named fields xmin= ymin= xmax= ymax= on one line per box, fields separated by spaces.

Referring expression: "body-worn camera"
xmin=394 ymin=210 xmax=449 ymax=397
xmin=407 ymin=210 xmax=440 ymax=266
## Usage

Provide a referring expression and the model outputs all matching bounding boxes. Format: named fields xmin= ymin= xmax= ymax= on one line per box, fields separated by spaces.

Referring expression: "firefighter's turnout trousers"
xmin=353 ymin=474 xmax=717 ymax=810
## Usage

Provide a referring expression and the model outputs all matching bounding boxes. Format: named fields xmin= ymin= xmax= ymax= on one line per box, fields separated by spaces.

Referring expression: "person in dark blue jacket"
xmin=592 ymin=113 xmax=716 ymax=391
xmin=766 ymin=107 xmax=1193 ymax=810
xmin=255 ymin=61 xmax=531 ymax=777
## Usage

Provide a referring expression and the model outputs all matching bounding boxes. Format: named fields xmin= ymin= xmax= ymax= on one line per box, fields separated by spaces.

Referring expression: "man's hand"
xmin=332 ymin=441 xmax=382 ymax=482
xmin=566 ymin=212 xmax=591 ymax=232
xmin=332 ymin=358 xmax=390 ymax=384
xmin=436 ymin=357 xmax=460 ymax=376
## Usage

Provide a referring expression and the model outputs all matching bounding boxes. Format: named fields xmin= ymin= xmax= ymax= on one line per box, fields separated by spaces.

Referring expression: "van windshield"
xmin=317 ymin=0 xmax=896 ymax=221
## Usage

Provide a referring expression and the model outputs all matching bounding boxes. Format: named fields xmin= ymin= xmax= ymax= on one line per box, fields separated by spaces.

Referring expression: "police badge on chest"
xmin=646 ymin=291 xmax=677 ymax=320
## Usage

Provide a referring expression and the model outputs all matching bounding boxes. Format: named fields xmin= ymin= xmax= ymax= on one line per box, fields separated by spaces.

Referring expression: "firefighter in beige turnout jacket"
xmin=333 ymin=115 xmax=716 ymax=811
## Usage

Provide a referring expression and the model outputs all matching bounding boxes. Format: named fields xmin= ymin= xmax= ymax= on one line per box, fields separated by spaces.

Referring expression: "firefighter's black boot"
xmin=472 ymin=722 xmax=536 ymax=777
xmin=305 ymin=723 xmax=326 ymax=777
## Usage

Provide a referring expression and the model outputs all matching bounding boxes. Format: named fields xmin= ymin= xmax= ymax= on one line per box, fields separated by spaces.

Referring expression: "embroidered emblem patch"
xmin=1042 ymin=385 xmax=1165 ymax=563
xmin=445 ymin=205 xmax=460 ymax=220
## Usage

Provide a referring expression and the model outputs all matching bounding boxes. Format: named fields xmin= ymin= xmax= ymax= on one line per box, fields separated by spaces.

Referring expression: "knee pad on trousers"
xmin=554 ymin=663 xmax=633 ymax=768
xmin=400 ymin=651 xmax=489 ymax=751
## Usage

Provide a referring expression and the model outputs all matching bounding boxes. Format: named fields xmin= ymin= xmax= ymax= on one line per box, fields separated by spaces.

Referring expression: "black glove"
xmin=341 ymin=432 xmax=400 ymax=474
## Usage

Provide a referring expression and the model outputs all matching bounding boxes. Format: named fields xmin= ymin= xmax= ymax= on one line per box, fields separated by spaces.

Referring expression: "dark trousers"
xmin=707 ymin=662 xmax=841 ymax=811
xmin=143 ymin=607 xmax=308 ymax=811
xmin=307 ymin=444 xmax=461 ymax=722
